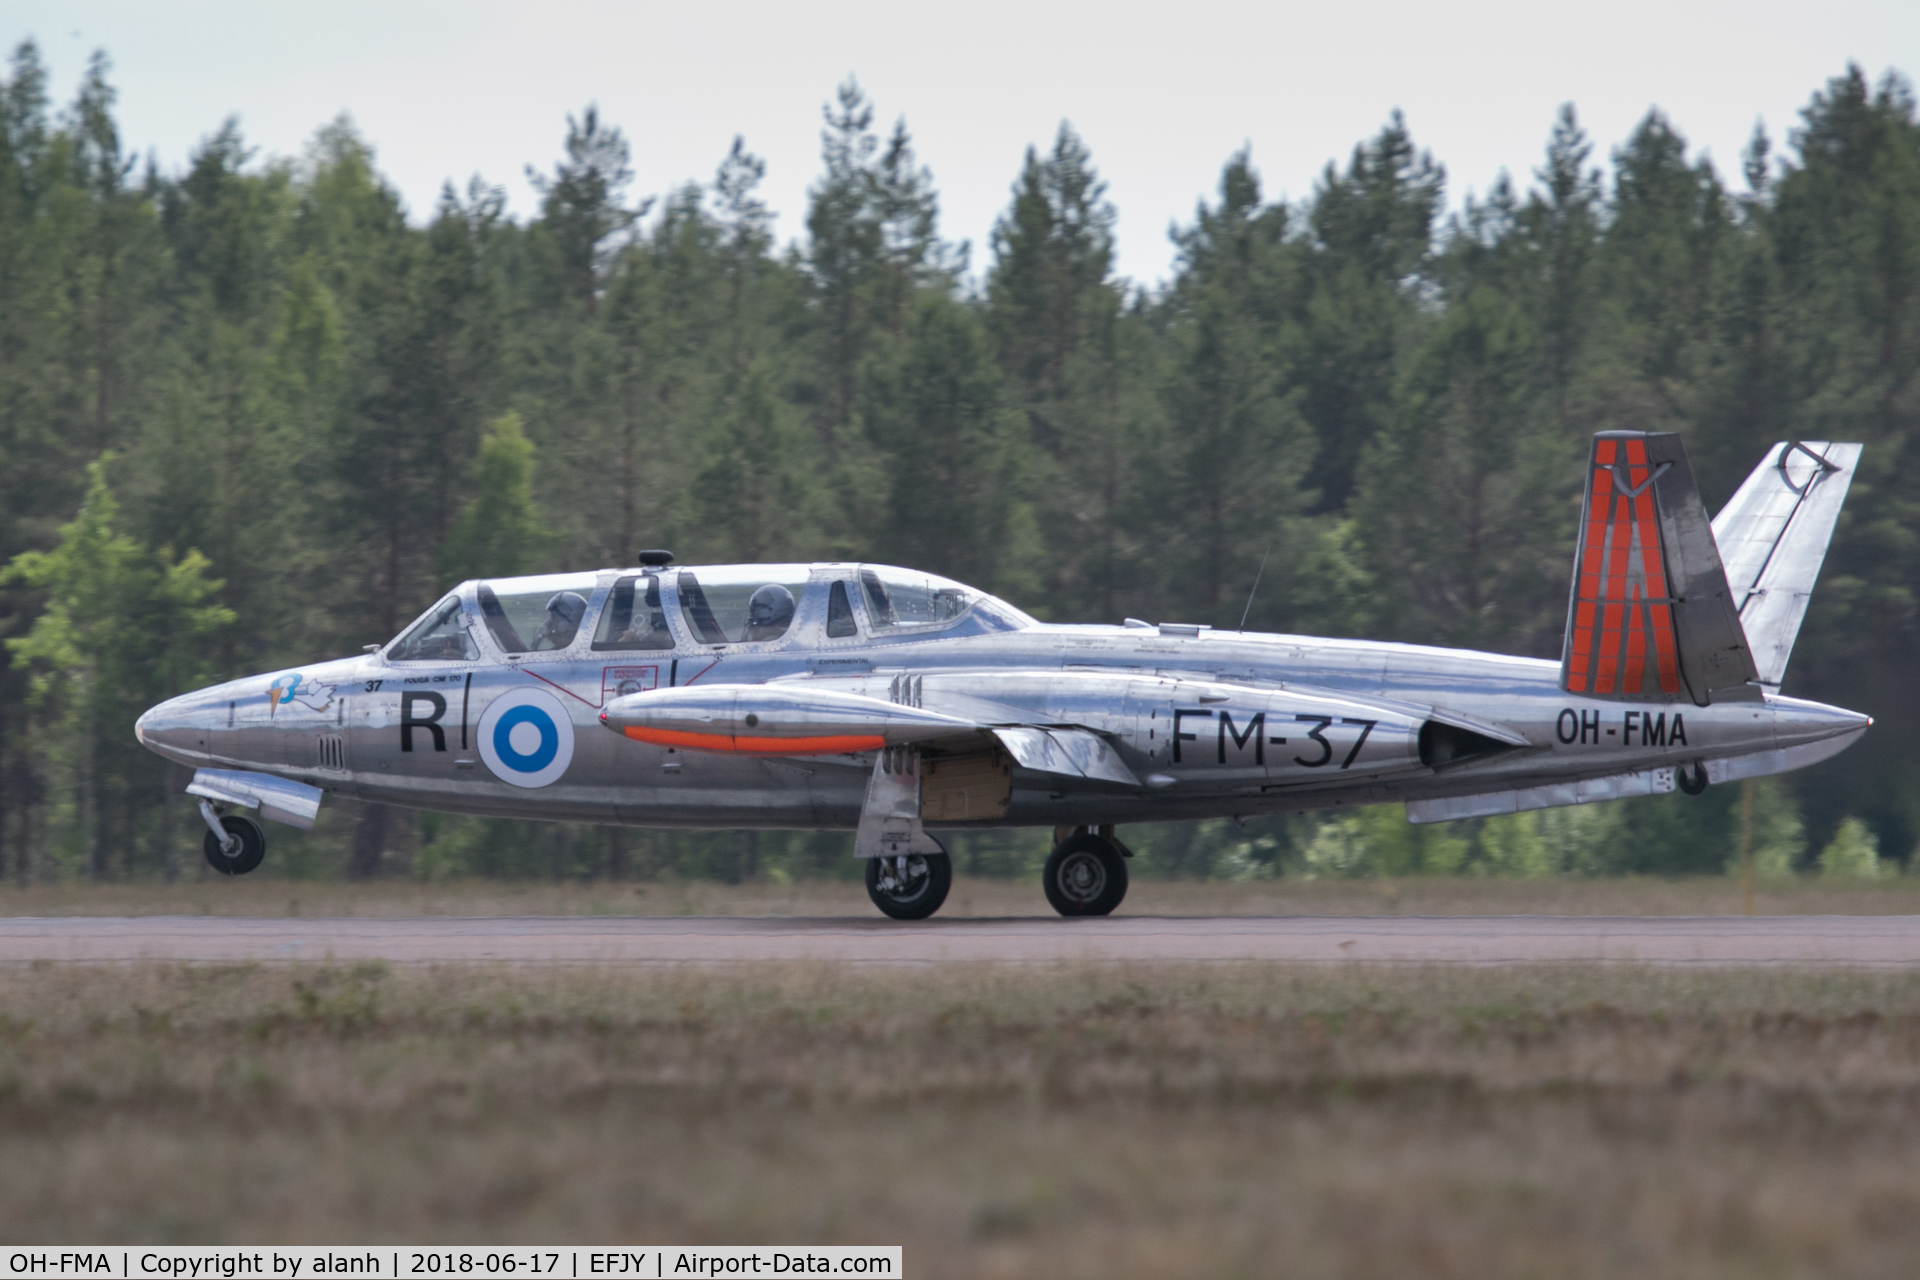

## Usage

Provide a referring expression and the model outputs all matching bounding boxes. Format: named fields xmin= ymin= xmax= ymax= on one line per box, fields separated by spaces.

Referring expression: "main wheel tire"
xmin=1677 ymin=760 xmax=1709 ymax=795
xmin=1043 ymin=833 xmax=1128 ymax=917
xmin=203 ymin=814 xmax=266 ymax=875
xmin=865 ymin=852 xmax=953 ymax=920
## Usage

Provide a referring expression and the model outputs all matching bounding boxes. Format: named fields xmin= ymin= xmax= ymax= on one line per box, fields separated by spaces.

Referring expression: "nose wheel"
xmin=1043 ymin=830 xmax=1129 ymax=916
xmin=865 ymin=852 xmax=952 ymax=920
xmin=199 ymin=801 xmax=266 ymax=875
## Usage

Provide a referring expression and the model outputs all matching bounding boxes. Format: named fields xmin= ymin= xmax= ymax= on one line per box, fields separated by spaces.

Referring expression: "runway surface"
xmin=4 ymin=914 xmax=1920 ymax=965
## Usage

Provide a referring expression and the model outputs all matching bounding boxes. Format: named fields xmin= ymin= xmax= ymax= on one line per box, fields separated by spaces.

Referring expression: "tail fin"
xmin=1561 ymin=432 xmax=1757 ymax=706
xmin=1710 ymin=441 xmax=1861 ymax=687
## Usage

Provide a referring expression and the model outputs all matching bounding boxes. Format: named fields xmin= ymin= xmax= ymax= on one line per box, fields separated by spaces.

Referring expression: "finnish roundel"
xmin=476 ymin=687 xmax=576 ymax=788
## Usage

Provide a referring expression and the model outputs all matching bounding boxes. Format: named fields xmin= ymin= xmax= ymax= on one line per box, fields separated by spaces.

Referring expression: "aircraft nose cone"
xmin=135 ymin=692 xmax=215 ymax=766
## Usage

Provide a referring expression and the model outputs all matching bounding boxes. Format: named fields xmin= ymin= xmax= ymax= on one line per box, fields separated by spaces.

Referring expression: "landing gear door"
xmin=855 ymin=747 xmax=944 ymax=858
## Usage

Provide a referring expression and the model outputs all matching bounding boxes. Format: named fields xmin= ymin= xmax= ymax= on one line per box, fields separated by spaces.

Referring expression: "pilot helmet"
xmin=538 ymin=591 xmax=589 ymax=647
xmin=745 ymin=583 xmax=796 ymax=638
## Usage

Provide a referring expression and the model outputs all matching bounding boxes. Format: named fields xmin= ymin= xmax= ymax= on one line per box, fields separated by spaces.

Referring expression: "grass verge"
xmin=3 ymin=874 xmax=1919 ymax=918
xmin=2 ymin=961 xmax=1919 ymax=1277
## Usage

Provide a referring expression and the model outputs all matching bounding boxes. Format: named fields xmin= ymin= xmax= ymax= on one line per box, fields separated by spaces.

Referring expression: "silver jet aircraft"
xmin=137 ymin=433 xmax=1870 ymax=919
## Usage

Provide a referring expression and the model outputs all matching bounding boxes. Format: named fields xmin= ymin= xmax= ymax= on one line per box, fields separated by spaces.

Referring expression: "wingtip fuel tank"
xmin=600 ymin=683 xmax=978 ymax=756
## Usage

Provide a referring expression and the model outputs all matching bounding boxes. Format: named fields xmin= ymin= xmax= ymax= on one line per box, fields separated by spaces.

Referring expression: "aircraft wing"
xmin=603 ymin=683 xmax=1145 ymax=785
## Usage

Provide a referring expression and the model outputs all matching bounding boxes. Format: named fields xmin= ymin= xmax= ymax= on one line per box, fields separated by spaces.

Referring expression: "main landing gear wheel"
xmin=1677 ymin=760 xmax=1709 ymax=795
xmin=1043 ymin=832 xmax=1128 ymax=917
xmin=203 ymin=814 xmax=266 ymax=876
xmin=866 ymin=852 xmax=952 ymax=920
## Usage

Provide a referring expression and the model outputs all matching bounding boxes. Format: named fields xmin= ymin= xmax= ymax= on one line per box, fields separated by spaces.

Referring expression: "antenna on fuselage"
xmin=1238 ymin=543 xmax=1273 ymax=632
xmin=637 ymin=549 xmax=674 ymax=568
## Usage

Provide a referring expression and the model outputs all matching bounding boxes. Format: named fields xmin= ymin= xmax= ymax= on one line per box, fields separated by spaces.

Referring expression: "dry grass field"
xmin=2 ymin=960 xmax=1920 ymax=1277
xmin=3 ymin=873 xmax=1920 ymax=918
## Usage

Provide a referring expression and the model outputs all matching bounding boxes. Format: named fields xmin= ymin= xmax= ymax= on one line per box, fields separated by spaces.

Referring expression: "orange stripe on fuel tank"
xmin=622 ymin=726 xmax=887 ymax=755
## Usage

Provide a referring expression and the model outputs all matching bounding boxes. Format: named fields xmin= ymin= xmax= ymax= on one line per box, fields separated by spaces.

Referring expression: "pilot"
xmin=745 ymin=583 xmax=796 ymax=642
xmin=533 ymin=591 xmax=588 ymax=650
xmin=616 ymin=608 xmax=667 ymax=646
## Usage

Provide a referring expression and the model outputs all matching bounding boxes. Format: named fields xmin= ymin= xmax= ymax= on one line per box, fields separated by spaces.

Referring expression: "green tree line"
xmin=2 ymin=41 xmax=1917 ymax=881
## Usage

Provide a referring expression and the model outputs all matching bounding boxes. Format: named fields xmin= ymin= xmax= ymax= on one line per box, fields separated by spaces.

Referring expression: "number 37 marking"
xmin=1293 ymin=715 xmax=1377 ymax=769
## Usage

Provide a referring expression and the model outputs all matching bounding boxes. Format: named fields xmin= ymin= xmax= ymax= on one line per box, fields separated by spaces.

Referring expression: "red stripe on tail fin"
xmin=1596 ymin=455 xmax=1636 ymax=694
xmin=1566 ymin=442 xmax=1616 ymax=692
xmin=1626 ymin=439 xmax=1682 ymax=694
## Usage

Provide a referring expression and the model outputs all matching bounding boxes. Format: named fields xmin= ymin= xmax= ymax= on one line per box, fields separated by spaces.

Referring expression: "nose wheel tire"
xmin=1043 ymin=833 xmax=1128 ymax=917
xmin=204 ymin=814 xmax=266 ymax=875
xmin=865 ymin=852 xmax=952 ymax=920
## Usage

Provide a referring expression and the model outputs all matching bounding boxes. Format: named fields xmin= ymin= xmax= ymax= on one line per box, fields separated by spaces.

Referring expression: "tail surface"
xmin=1710 ymin=441 xmax=1861 ymax=688
xmin=1561 ymin=432 xmax=1757 ymax=706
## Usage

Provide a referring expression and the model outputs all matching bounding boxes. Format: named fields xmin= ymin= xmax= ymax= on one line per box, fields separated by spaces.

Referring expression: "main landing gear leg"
xmin=1043 ymin=825 xmax=1130 ymax=917
xmin=856 ymin=744 xmax=951 ymax=919
xmin=865 ymin=849 xmax=953 ymax=920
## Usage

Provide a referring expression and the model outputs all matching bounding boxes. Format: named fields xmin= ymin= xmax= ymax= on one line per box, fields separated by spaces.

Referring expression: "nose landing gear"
xmin=198 ymin=799 xmax=266 ymax=875
xmin=1043 ymin=827 xmax=1130 ymax=917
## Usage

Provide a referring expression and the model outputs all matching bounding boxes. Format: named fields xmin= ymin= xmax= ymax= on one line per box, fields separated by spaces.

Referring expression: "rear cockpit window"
xmin=593 ymin=574 xmax=675 ymax=650
xmin=860 ymin=567 xmax=977 ymax=629
xmin=474 ymin=574 xmax=600 ymax=654
xmin=676 ymin=567 xmax=811 ymax=645
xmin=827 ymin=580 xmax=858 ymax=638
xmin=389 ymin=595 xmax=477 ymax=661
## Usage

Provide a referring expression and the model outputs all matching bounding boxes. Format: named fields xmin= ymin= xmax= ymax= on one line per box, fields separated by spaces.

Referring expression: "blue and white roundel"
xmin=477 ymin=687 xmax=576 ymax=788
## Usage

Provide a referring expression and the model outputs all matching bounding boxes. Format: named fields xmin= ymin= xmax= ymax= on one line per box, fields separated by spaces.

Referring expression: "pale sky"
xmin=9 ymin=1 xmax=1920 ymax=287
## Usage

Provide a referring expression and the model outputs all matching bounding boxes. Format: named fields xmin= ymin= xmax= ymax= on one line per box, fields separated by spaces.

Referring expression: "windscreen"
xmin=389 ymin=595 xmax=478 ymax=661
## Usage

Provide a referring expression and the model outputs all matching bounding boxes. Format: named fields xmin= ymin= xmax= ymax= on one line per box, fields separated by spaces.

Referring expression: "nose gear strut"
xmin=198 ymin=798 xmax=239 ymax=856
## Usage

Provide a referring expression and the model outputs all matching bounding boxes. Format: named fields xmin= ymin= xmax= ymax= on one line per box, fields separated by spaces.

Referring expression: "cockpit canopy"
xmin=382 ymin=563 xmax=1032 ymax=661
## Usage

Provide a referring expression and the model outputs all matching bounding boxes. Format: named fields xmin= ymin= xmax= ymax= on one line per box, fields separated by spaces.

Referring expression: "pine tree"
xmin=1160 ymin=150 xmax=1314 ymax=625
xmin=857 ymin=292 xmax=1037 ymax=595
xmin=2 ymin=461 xmax=229 ymax=879
xmin=439 ymin=412 xmax=555 ymax=582
xmin=1352 ymin=287 xmax=1565 ymax=654
xmin=526 ymin=105 xmax=647 ymax=316
xmin=984 ymin=123 xmax=1137 ymax=617
xmin=804 ymin=78 xmax=953 ymax=446
xmin=1524 ymin=105 xmax=1603 ymax=433
xmin=1296 ymin=112 xmax=1445 ymax=508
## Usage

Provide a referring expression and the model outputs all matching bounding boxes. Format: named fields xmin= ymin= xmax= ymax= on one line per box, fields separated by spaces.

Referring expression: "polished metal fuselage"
xmin=135 ymin=563 xmax=1870 ymax=833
